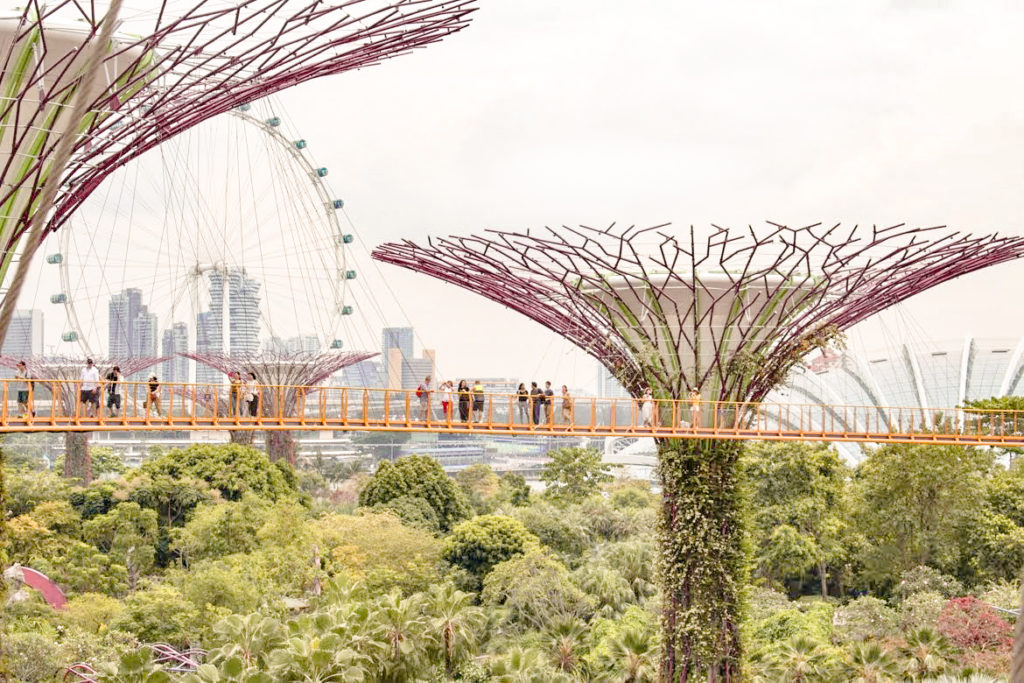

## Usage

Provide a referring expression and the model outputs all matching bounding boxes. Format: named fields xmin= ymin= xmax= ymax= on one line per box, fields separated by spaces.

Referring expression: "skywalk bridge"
xmin=2 ymin=378 xmax=1023 ymax=448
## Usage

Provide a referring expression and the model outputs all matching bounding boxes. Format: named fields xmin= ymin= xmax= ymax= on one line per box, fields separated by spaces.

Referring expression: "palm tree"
xmin=426 ymin=582 xmax=487 ymax=677
xmin=541 ymin=617 xmax=590 ymax=676
xmin=372 ymin=591 xmax=431 ymax=682
xmin=844 ymin=641 xmax=901 ymax=683
xmin=573 ymin=565 xmax=635 ymax=616
xmin=490 ymin=646 xmax=573 ymax=683
xmin=768 ymin=636 xmax=836 ymax=682
xmin=901 ymin=627 xmax=954 ymax=681
xmin=600 ymin=625 xmax=658 ymax=682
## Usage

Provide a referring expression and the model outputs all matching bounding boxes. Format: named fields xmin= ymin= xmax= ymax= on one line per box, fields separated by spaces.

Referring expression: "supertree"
xmin=0 ymin=355 xmax=166 ymax=483
xmin=373 ymin=222 xmax=1024 ymax=680
xmin=183 ymin=349 xmax=378 ymax=464
xmin=0 ymin=0 xmax=476 ymax=335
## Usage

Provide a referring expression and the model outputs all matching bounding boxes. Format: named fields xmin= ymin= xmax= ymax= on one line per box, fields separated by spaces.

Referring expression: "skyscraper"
xmin=1 ymin=309 xmax=43 ymax=359
xmin=597 ymin=362 xmax=630 ymax=399
xmin=382 ymin=326 xmax=414 ymax=388
xmin=161 ymin=323 xmax=189 ymax=385
xmin=195 ymin=267 xmax=262 ymax=384
xmin=229 ymin=268 xmax=261 ymax=355
xmin=108 ymin=288 xmax=142 ymax=357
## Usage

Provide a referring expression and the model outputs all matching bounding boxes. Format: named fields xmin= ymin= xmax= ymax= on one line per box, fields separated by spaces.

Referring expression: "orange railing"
xmin=2 ymin=377 xmax=1024 ymax=447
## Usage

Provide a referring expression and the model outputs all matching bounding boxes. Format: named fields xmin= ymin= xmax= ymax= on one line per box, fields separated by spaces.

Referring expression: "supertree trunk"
xmin=229 ymin=430 xmax=254 ymax=447
xmin=265 ymin=430 xmax=296 ymax=465
xmin=372 ymin=222 xmax=1024 ymax=679
xmin=63 ymin=432 xmax=92 ymax=484
xmin=658 ymin=438 xmax=745 ymax=681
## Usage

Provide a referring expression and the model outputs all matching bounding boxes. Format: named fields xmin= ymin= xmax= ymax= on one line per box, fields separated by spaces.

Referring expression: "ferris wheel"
xmin=44 ymin=97 xmax=359 ymax=369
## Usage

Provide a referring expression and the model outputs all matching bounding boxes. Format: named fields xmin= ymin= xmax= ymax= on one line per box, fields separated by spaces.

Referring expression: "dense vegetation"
xmin=1 ymin=438 xmax=1022 ymax=681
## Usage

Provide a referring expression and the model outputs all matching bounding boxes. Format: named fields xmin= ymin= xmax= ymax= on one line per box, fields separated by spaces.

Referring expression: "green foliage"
xmin=171 ymin=496 xmax=271 ymax=564
xmin=113 ymin=583 xmax=201 ymax=647
xmin=510 ymin=501 xmax=590 ymax=564
xmin=482 ymin=549 xmax=592 ymax=631
xmin=359 ymin=455 xmax=471 ymax=532
xmin=10 ymin=435 xmax=1024 ymax=681
xmin=498 ymin=471 xmax=531 ymax=507
xmin=833 ymin=596 xmax=899 ymax=642
xmin=442 ymin=514 xmax=538 ymax=585
xmin=4 ymin=465 xmax=68 ymax=516
xmin=898 ymin=565 xmax=965 ymax=599
xmin=2 ymin=630 xmax=63 ymax=682
xmin=540 ymin=447 xmax=612 ymax=504
xmin=746 ymin=600 xmax=834 ymax=649
xmin=314 ymin=511 xmax=442 ymax=594
xmin=900 ymin=591 xmax=946 ymax=633
xmin=657 ymin=438 xmax=747 ymax=678
xmin=56 ymin=446 xmax=126 ymax=478
xmin=83 ymin=501 xmax=159 ymax=589
xmin=456 ymin=463 xmax=500 ymax=514
xmin=62 ymin=592 xmax=126 ymax=634
xmin=743 ymin=441 xmax=848 ymax=595
xmin=850 ymin=442 xmax=992 ymax=590
xmin=137 ymin=443 xmax=296 ymax=503
xmin=368 ymin=494 xmax=440 ymax=533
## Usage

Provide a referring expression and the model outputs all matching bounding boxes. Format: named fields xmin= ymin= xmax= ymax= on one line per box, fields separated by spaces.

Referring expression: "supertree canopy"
xmin=184 ymin=349 xmax=378 ymax=463
xmin=374 ymin=222 xmax=1024 ymax=405
xmin=0 ymin=355 xmax=167 ymax=483
xmin=373 ymin=222 xmax=1024 ymax=680
xmin=0 ymin=0 xmax=476 ymax=298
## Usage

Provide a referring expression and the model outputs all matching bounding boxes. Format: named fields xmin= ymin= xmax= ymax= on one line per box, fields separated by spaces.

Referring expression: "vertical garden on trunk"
xmin=373 ymin=221 xmax=1024 ymax=680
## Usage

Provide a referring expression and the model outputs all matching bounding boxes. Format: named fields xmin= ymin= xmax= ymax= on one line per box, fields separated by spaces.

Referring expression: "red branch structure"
xmin=0 ymin=0 xmax=475 ymax=290
xmin=373 ymin=222 xmax=1024 ymax=403
xmin=0 ymin=355 xmax=167 ymax=482
xmin=183 ymin=349 xmax=378 ymax=463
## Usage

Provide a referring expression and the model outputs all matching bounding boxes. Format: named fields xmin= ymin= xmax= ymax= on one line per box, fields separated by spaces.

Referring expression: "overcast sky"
xmin=262 ymin=0 xmax=1024 ymax=390
xmin=28 ymin=0 xmax=1024 ymax=393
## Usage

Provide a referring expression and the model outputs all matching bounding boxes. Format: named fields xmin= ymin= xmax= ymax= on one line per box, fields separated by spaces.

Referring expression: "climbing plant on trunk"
xmin=374 ymin=221 xmax=1024 ymax=680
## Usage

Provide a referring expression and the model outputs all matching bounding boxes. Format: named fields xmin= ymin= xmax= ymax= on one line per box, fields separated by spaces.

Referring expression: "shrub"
xmin=833 ymin=596 xmax=898 ymax=642
xmin=936 ymin=596 xmax=1013 ymax=652
xmin=2 ymin=631 xmax=62 ymax=682
xmin=137 ymin=443 xmax=296 ymax=502
xmin=62 ymin=592 xmax=126 ymax=634
xmin=482 ymin=550 xmax=593 ymax=630
xmin=900 ymin=591 xmax=945 ymax=632
xmin=442 ymin=514 xmax=539 ymax=584
xmin=113 ymin=583 xmax=201 ymax=647
xmin=359 ymin=455 xmax=470 ymax=532
xmin=898 ymin=565 xmax=964 ymax=599
xmin=369 ymin=495 xmax=440 ymax=533
xmin=315 ymin=511 xmax=442 ymax=593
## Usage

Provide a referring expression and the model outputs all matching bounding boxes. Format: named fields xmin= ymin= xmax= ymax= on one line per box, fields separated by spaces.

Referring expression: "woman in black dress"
xmin=457 ymin=380 xmax=470 ymax=422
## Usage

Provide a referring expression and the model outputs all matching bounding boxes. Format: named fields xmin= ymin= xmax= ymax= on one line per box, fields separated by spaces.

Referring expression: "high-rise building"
xmin=597 ymin=362 xmax=630 ymax=399
xmin=229 ymin=268 xmax=261 ymax=355
xmin=266 ymin=334 xmax=320 ymax=354
xmin=131 ymin=310 xmax=158 ymax=357
xmin=195 ymin=267 xmax=262 ymax=384
xmin=108 ymin=288 xmax=143 ymax=357
xmin=382 ymin=327 xmax=415 ymax=388
xmin=341 ymin=359 xmax=381 ymax=388
xmin=161 ymin=323 xmax=189 ymax=385
xmin=1 ymin=309 xmax=43 ymax=359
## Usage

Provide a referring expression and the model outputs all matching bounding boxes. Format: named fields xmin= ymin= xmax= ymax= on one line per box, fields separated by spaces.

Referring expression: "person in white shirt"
xmin=14 ymin=360 xmax=33 ymax=418
xmin=441 ymin=381 xmax=454 ymax=421
xmin=80 ymin=358 xmax=101 ymax=417
xmin=244 ymin=372 xmax=260 ymax=417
